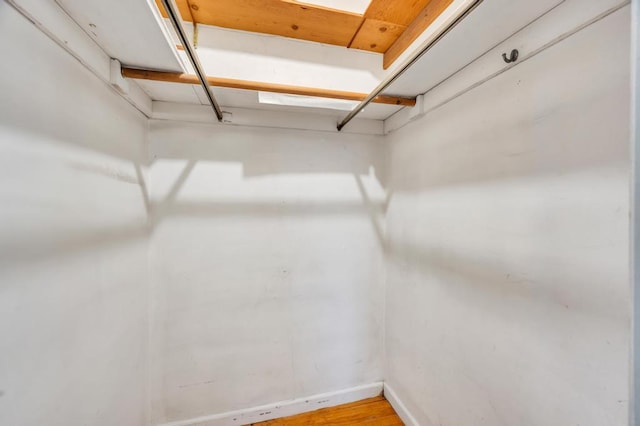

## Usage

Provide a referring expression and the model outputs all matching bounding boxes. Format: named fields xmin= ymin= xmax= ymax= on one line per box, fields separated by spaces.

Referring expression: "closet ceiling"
xmin=56 ymin=0 xmax=565 ymax=120
xmin=153 ymin=0 xmax=453 ymax=69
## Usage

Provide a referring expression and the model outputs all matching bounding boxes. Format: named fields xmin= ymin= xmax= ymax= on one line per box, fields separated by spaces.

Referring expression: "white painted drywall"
xmin=55 ymin=0 xmax=184 ymax=72
xmin=2 ymin=0 xmax=635 ymax=425
xmin=177 ymin=23 xmax=385 ymax=94
xmin=5 ymin=0 xmax=153 ymax=116
xmin=631 ymin=0 xmax=639 ymax=423
xmin=0 ymin=5 xmax=150 ymax=426
xmin=384 ymin=5 xmax=631 ymax=426
xmin=147 ymin=120 xmax=387 ymax=424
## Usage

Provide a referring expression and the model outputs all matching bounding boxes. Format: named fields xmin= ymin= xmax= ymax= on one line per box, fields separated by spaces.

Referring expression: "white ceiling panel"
xmin=55 ymin=0 xmax=184 ymax=72
xmin=383 ymin=0 xmax=564 ymax=97
xmin=295 ymin=0 xmax=372 ymax=14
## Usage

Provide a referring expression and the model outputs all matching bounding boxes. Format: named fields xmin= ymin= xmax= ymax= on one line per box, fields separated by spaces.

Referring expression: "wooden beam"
xmin=349 ymin=19 xmax=406 ymax=53
xmin=383 ymin=0 xmax=453 ymax=69
xmin=121 ymin=68 xmax=416 ymax=107
xmin=347 ymin=0 xmax=432 ymax=54
xmin=155 ymin=0 xmax=364 ymax=48
xmin=364 ymin=0 xmax=433 ymax=26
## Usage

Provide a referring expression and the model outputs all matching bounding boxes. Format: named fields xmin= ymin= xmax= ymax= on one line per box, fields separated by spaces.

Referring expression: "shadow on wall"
xmin=148 ymin=121 xmax=386 ymax=176
xmin=0 ymin=12 xmax=152 ymax=266
xmin=147 ymin=121 xmax=392 ymax=249
xmin=383 ymin=15 xmax=630 ymax=326
xmin=146 ymin=121 xmax=390 ymax=423
xmin=0 ymin=115 xmax=394 ymax=265
xmin=0 ymin=113 xmax=151 ymax=265
xmin=387 ymin=65 xmax=628 ymax=194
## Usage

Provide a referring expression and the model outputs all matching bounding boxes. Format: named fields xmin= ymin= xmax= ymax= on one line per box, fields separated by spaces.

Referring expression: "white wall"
xmin=148 ymin=121 xmax=386 ymax=424
xmin=384 ymin=6 xmax=631 ymax=426
xmin=0 ymin=5 xmax=150 ymax=426
xmin=1 ymin=1 xmax=635 ymax=425
xmin=632 ymin=0 xmax=640 ymax=424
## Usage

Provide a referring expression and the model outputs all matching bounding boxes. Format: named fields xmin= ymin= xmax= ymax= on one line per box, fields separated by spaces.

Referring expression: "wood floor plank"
xmin=251 ymin=396 xmax=403 ymax=425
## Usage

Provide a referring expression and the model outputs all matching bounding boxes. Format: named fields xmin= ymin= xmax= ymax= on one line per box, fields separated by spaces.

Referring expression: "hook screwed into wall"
xmin=502 ymin=49 xmax=519 ymax=63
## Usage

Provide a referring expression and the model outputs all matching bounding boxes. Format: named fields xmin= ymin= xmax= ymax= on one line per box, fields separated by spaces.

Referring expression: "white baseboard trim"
xmin=158 ymin=382 xmax=384 ymax=426
xmin=383 ymin=383 xmax=420 ymax=426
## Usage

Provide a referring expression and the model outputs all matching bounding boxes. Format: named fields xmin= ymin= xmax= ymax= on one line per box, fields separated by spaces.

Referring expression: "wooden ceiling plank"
xmin=346 ymin=17 xmax=367 ymax=48
xmin=383 ymin=0 xmax=453 ymax=69
xmin=187 ymin=0 xmax=364 ymax=47
xmin=154 ymin=0 xmax=192 ymax=22
xmin=349 ymin=19 xmax=406 ymax=53
xmin=122 ymin=67 xmax=417 ymax=106
xmin=364 ymin=0 xmax=433 ymax=26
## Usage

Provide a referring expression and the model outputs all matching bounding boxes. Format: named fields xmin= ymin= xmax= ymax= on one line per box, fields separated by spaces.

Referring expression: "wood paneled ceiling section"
xmin=155 ymin=0 xmax=453 ymax=69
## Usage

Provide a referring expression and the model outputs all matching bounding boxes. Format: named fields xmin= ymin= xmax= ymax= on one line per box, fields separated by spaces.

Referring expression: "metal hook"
xmin=502 ymin=49 xmax=519 ymax=64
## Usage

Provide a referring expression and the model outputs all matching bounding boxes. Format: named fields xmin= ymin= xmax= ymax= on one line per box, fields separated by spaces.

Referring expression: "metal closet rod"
xmin=337 ymin=0 xmax=484 ymax=131
xmin=160 ymin=0 xmax=223 ymax=121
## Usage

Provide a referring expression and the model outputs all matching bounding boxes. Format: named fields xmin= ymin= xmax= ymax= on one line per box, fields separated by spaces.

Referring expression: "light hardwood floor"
xmin=250 ymin=396 xmax=403 ymax=425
